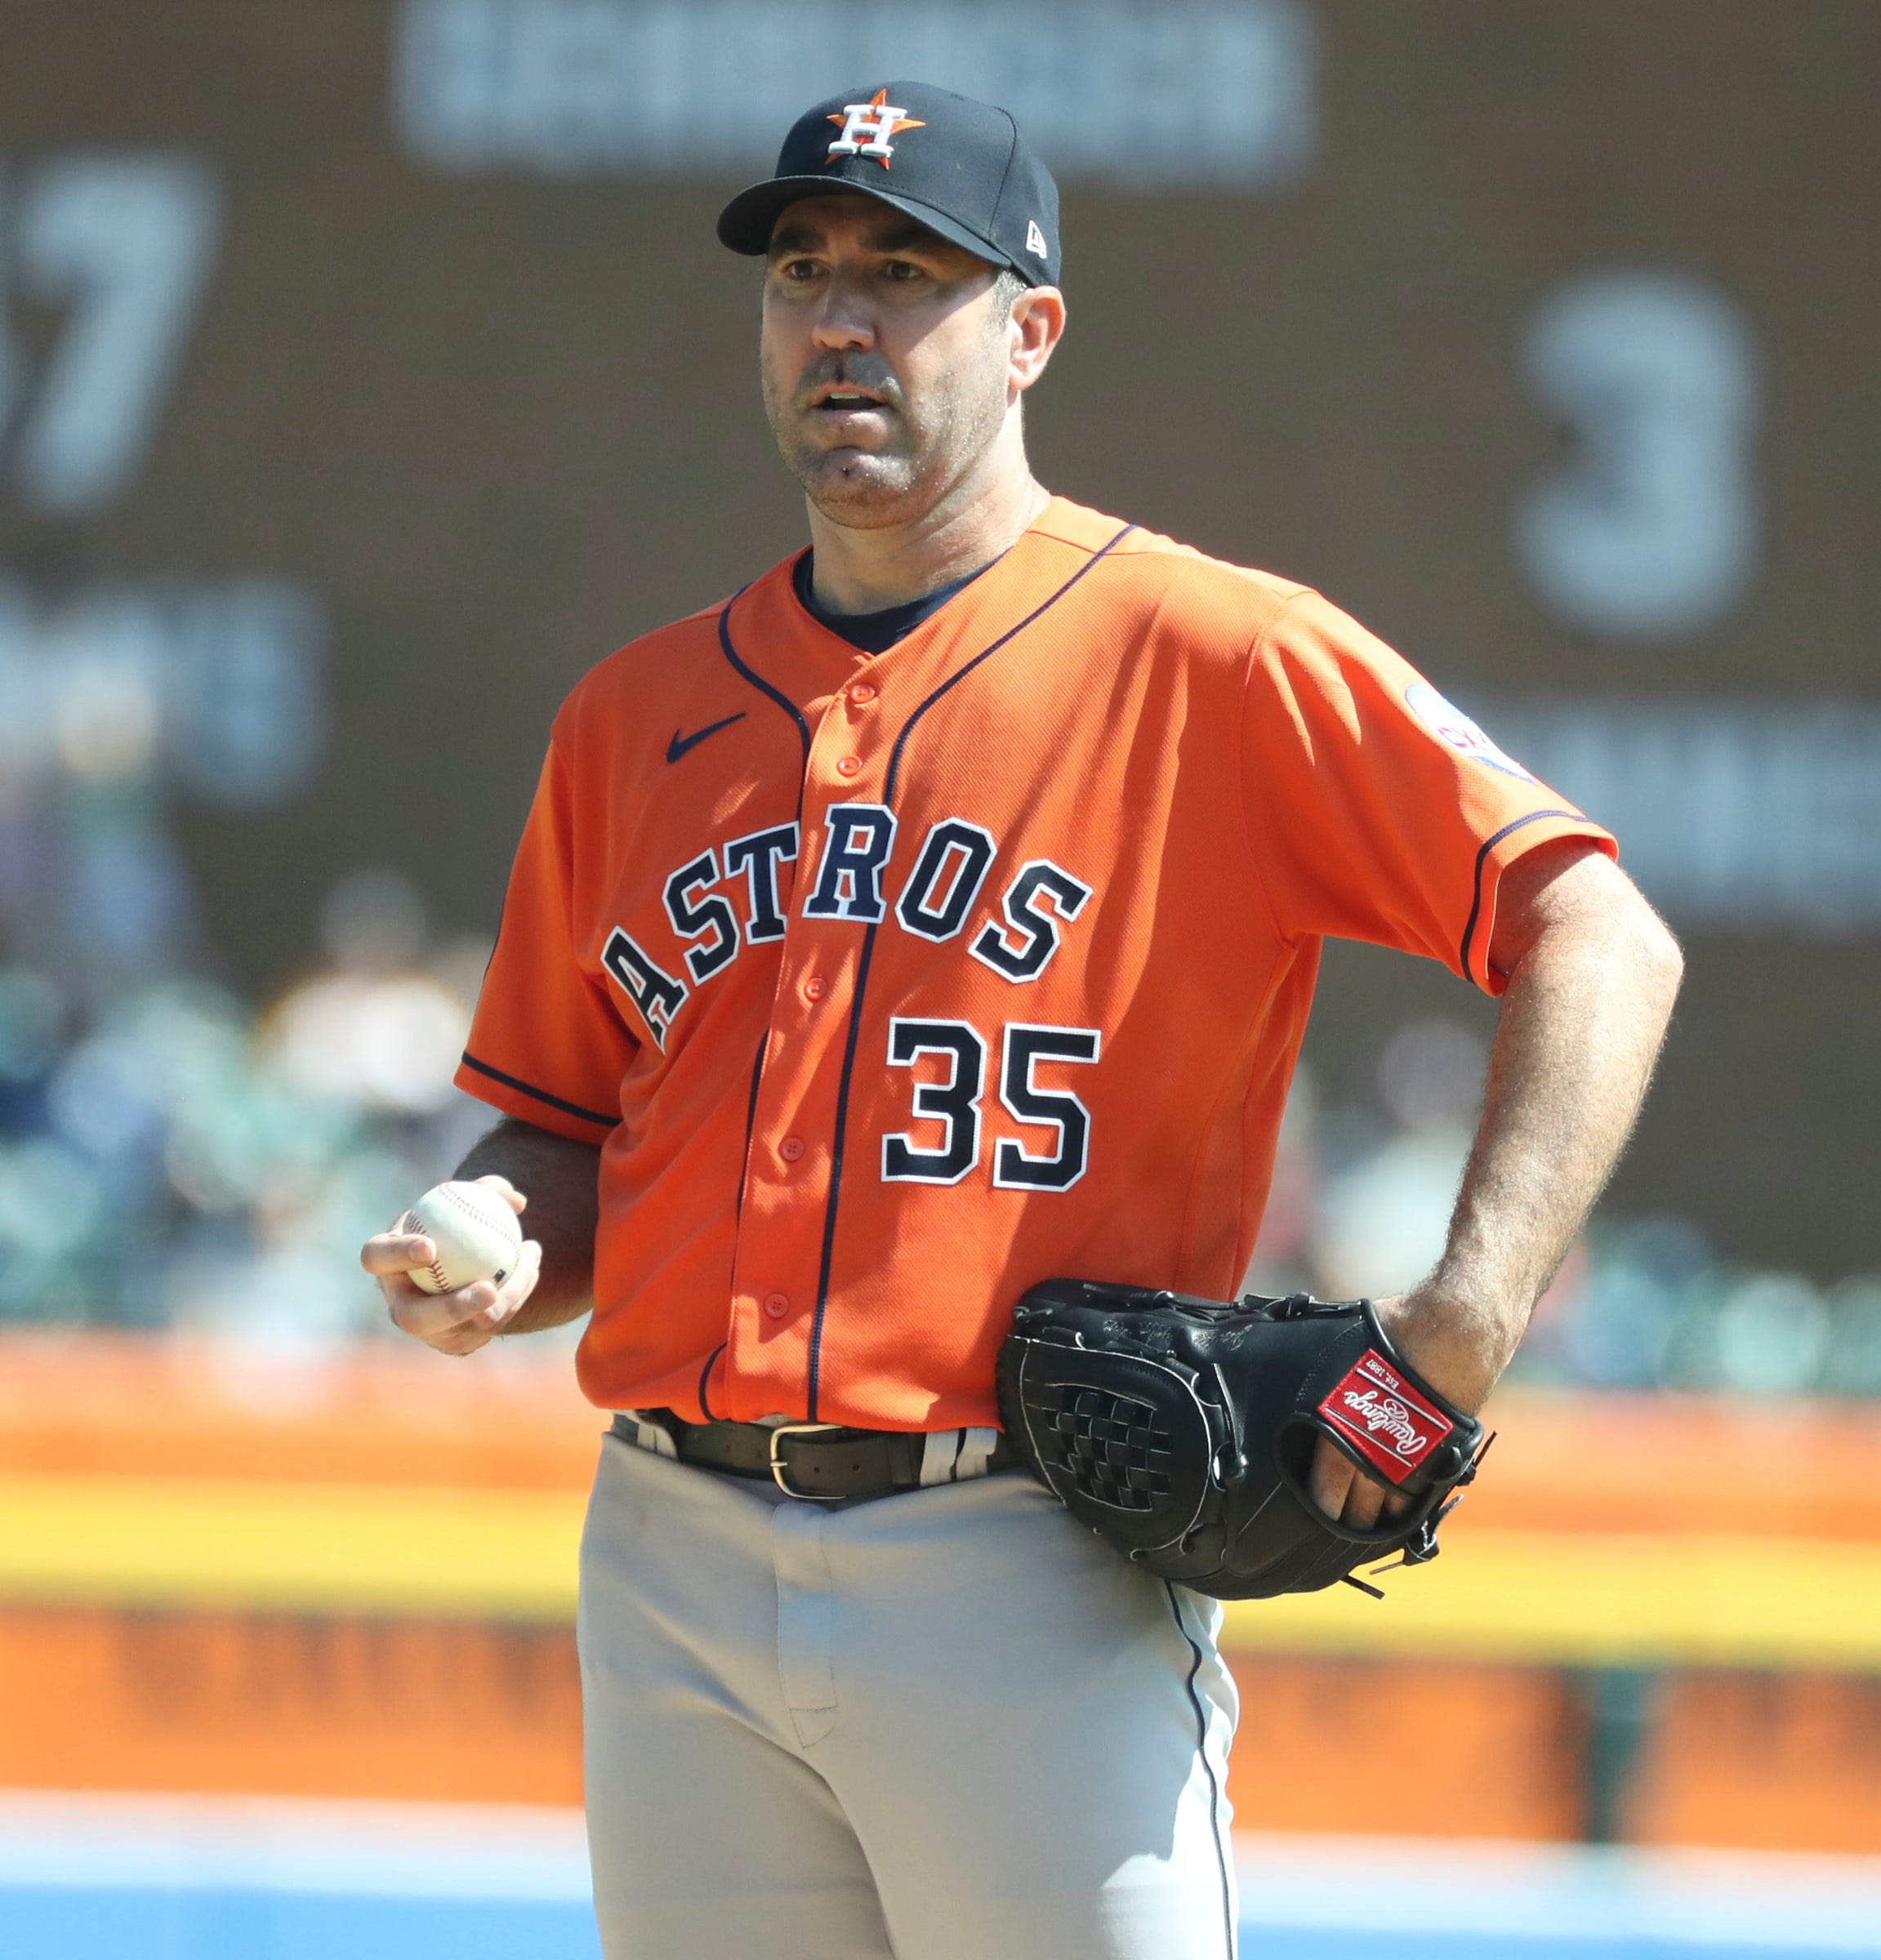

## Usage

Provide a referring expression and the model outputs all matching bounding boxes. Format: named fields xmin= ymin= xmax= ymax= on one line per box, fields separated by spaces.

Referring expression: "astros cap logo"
xmin=827 ymin=87 xmax=926 ymax=169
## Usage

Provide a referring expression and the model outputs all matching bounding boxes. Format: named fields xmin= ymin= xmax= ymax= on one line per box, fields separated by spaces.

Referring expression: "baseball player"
xmin=363 ymin=82 xmax=1681 ymax=1960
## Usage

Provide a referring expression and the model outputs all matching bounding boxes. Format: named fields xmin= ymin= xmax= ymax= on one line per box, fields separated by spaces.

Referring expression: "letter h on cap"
xmin=827 ymin=89 xmax=925 ymax=167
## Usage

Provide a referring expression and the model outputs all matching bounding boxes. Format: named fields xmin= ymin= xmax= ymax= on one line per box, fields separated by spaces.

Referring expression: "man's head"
xmin=756 ymin=195 xmax=1061 ymax=527
xmin=718 ymin=84 xmax=1066 ymax=528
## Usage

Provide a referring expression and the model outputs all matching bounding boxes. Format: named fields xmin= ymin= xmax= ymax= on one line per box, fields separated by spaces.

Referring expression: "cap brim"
xmin=717 ymin=176 xmax=1032 ymax=283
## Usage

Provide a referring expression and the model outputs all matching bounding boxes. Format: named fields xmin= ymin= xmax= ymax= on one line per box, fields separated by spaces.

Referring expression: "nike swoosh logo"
xmin=666 ymin=712 xmax=746 ymax=764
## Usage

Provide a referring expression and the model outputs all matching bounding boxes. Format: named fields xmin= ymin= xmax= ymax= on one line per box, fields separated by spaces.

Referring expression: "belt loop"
xmin=920 ymin=1429 xmax=965 ymax=1486
xmin=956 ymin=1426 xmax=999 ymax=1481
xmin=617 ymin=1409 xmax=679 ymax=1459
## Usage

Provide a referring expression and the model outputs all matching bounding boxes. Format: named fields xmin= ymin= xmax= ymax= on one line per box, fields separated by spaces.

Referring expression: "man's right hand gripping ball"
xmin=359 ymin=1174 xmax=542 ymax=1357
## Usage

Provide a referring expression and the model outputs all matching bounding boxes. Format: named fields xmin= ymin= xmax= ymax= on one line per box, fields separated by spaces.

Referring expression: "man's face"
xmin=760 ymin=196 xmax=1017 ymax=528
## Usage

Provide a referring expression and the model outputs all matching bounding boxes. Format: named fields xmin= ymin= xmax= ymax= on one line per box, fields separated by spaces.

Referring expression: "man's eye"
xmin=884 ymin=261 xmax=923 ymax=282
xmin=779 ymin=260 xmax=821 ymax=280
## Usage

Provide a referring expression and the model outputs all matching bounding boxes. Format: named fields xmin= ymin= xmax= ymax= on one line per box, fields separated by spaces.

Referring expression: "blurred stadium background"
xmin=3 ymin=2 xmax=1880 ymax=1954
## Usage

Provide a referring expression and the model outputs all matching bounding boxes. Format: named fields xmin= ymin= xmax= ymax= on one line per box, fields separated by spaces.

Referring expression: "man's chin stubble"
xmin=791 ymin=448 xmax=925 ymax=525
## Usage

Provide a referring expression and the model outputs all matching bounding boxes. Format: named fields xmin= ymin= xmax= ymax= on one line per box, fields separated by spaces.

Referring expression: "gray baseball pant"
xmin=577 ymin=1422 xmax=1240 ymax=1959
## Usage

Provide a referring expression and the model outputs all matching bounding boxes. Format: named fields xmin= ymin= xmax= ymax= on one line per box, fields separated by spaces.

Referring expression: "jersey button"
xmin=763 ymin=1292 xmax=790 ymax=1320
xmin=779 ymin=1135 xmax=805 ymax=1162
xmin=836 ymin=755 xmax=862 ymax=777
xmin=849 ymin=682 xmax=877 ymax=706
xmin=803 ymin=975 xmax=827 ymax=1002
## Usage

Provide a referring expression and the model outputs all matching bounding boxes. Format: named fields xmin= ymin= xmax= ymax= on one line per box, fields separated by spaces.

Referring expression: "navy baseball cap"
xmin=717 ymin=82 xmax=1062 ymax=287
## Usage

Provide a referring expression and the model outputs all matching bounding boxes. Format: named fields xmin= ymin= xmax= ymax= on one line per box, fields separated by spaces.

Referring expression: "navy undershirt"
xmin=793 ymin=550 xmax=990 ymax=656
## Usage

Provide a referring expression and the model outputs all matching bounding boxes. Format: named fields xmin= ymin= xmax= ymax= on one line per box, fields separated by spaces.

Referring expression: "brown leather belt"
xmin=620 ymin=1410 xmax=1019 ymax=1502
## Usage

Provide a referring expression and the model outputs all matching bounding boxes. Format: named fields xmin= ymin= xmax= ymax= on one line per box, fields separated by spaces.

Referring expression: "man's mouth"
xmin=809 ymin=383 xmax=891 ymax=414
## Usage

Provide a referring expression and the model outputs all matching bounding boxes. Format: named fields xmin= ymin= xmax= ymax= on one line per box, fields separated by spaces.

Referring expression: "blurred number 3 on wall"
xmin=1515 ymin=270 xmax=1761 ymax=643
xmin=0 ymin=154 xmax=221 ymax=516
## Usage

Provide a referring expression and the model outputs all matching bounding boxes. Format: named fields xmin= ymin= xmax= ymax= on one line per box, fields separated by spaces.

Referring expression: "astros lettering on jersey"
xmin=458 ymin=497 xmax=1614 ymax=1431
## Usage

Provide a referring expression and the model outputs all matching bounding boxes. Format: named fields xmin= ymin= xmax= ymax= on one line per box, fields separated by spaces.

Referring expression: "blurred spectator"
xmin=1 ymin=906 xmax=1875 ymax=1404
xmin=1313 ymin=1017 xmax=1485 ymax=1298
xmin=1245 ymin=1014 xmax=1881 ymax=1401
xmin=0 ymin=866 xmax=494 ymax=1344
xmin=266 ymin=869 xmax=474 ymax=1116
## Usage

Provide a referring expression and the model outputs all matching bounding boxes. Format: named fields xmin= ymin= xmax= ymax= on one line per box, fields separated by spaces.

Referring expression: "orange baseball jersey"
xmin=457 ymin=497 xmax=1615 ymax=1431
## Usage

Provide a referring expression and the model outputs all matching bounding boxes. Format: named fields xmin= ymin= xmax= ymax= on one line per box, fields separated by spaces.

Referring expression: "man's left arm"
xmin=1312 ymin=836 xmax=1684 ymax=1527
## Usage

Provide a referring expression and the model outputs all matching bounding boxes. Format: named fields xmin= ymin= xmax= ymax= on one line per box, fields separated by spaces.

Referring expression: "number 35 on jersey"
xmin=600 ymin=800 xmax=1100 ymax=1192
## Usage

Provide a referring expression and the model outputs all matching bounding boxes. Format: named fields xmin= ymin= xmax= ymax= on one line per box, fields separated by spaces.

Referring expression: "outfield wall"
xmin=7 ymin=1334 xmax=1879 ymax=1851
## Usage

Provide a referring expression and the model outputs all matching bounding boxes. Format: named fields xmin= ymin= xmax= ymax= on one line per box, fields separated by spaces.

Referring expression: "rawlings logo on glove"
xmin=1318 ymin=1352 xmax=1455 ymax=1483
xmin=996 ymin=1281 xmax=1489 ymax=1601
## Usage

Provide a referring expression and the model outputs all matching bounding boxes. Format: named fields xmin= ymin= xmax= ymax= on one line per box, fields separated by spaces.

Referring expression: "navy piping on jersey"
xmin=717 ymin=586 xmax=812 ymax=829
xmin=1165 ymin=1583 xmax=1237 ymax=1959
xmin=716 ymin=590 xmax=814 ymax=1242
xmin=697 ymin=1341 xmax=727 ymax=1423
xmin=735 ymin=1029 xmax=768 ymax=1223
xmin=458 ymin=1052 xmax=617 ymax=1129
xmin=1457 ymin=808 xmax=1580 ymax=983
xmin=804 ymin=524 xmax=1136 ymax=1419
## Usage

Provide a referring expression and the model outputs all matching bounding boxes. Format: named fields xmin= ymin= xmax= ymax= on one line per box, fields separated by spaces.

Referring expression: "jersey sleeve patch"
xmin=1404 ymin=682 xmax=1538 ymax=783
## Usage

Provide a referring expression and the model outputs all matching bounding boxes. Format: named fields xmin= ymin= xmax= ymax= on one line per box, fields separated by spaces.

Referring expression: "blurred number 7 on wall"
xmin=0 ymin=154 xmax=221 ymax=517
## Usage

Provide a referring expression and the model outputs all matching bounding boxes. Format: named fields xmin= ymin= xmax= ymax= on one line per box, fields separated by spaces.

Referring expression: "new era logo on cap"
xmin=826 ymin=88 xmax=925 ymax=169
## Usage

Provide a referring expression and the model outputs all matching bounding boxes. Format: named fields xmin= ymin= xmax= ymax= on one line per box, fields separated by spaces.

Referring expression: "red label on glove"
xmin=1317 ymin=1351 xmax=1454 ymax=1486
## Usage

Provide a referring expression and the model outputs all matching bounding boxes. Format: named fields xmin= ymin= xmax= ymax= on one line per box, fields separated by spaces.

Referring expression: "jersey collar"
xmin=738 ymin=497 xmax=1124 ymax=702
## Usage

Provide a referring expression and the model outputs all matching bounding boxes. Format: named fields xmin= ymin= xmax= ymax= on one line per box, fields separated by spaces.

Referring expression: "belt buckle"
xmin=769 ymin=1421 xmax=847 ymax=1500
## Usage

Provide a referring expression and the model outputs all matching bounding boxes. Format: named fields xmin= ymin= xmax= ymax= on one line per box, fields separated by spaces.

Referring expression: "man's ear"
xmin=1010 ymin=286 xmax=1066 ymax=392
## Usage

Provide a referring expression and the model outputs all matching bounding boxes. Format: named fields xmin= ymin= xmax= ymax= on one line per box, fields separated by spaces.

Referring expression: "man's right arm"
xmin=361 ymin=1115 xmax=602 ymax=1357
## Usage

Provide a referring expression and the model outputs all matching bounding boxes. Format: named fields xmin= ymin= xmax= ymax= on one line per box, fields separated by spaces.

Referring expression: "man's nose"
xmin=809 ymin=272 xmax=877 ymax=351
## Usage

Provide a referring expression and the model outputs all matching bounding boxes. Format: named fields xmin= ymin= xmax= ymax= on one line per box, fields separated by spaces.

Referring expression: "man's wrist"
xmin=1374 ymin=1283 xmax=1515 ymax=1414
xmin=497 ymin=1290 xmax=592 ymax=1337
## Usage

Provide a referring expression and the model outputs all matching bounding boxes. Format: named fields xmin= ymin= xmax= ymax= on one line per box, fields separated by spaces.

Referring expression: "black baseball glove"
xmin=996 ymin=1278 xmax=1490 ymax=1600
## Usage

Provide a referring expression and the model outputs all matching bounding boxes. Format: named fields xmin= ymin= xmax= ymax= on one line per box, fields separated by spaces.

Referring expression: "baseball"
xmin=397 ymin=1180 xmax=524 ymax=1295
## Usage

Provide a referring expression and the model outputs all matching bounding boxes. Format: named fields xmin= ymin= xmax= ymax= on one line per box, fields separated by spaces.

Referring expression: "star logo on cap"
xmin=826 ymin=88 xmax=926 ymax=170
